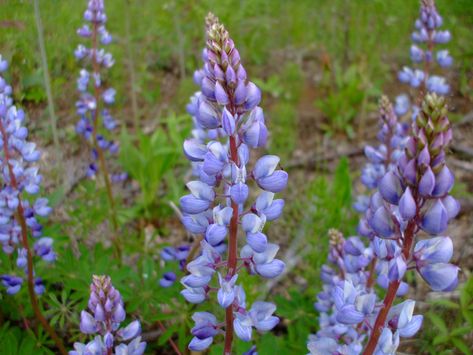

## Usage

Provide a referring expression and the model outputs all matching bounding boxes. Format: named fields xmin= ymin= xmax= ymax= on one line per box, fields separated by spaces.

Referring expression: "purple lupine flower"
xmin=360 ymin=94 xmax=459 ymax=353
xmin=180 ymin=14 xmax=285 ymax=352
xmin=397 ymin=0 xmax=452 ymax=118
xmin=75 ymin=0 xmax=125 ymax=182
xmin=311 ymin=93 xmax=458 ymax=354
xmin=71 ymin=275 xmax=146 ymax=354
xmin=356 ymin=97 xmax=409 ymax=213
xmin=0 ymin=57 xmax=54 ymax=296
xmin=159 ymin=244 xmax=190 ymax=287
xmin=307 ymin=230 xmax=373 ymax=354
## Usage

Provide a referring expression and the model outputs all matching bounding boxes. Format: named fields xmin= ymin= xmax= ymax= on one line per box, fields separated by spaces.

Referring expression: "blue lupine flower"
xmin=179 ymin=14 xmax=285 ymax=352
xmin=356 ymin=97 xmax=409 ymax=213
xmin=311 ymin=91 xmax=458 ymax=354
xmin=189 ymin=312 xmax=220 ymax=351
xmin=360 ymin=94 xmax=459 ymax=352
xmin=397 ymin=0 xmax=452 ymax=117
xmin=71 ymin=275 xmax=146 ymax=354
xmin=0 ymin=56 xmax=54 ymax=295
xmin=163 ymin=245 xmax=190 ymax=263
xmin=75 ymin=0 xmax=125 ymax=182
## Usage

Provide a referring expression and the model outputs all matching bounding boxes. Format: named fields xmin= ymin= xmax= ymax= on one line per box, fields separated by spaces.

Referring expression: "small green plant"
xmin=315 ymin=63 xmax=378 ymax=137
xmin=421 ymin=274 xmax=473 ymax=354
xmin=119 ymin=113 xmax=189 ymax=220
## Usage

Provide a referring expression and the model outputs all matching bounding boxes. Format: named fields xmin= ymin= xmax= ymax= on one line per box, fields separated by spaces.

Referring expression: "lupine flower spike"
xmin=0 ymin=55 xmax=67 ymax=354
xmin=354 ymin=96 xmax=409 ymax=214
xmin=396 ymin=0 xmax=451 ymax=119
xmin=75 ymin=0 xmax=124 ymax=235
xmin=70 ymin=275 xmax=146 ymax=355
xmin=307 ymin=229 xmax=374 ymax=354
xmin=309 ymin=96 xmax=458 ymax=354
xmin=180 ymin=14 xmax=287 ymax=354
xmin=362 ymin=93 xmax=459 ymax=354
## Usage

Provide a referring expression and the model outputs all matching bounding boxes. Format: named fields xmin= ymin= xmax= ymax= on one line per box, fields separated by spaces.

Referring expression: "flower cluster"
xmin=396 ymin=0 xmax=452 ymax=119
xmin=309 ymin=93 xmax=459 ymax=354
xmin=179 ymin=14 xmax=286 ymax=352
xmin=308 ymin=229 xmax=373 ymax=354
xmin=74 ymin=0 xmax=125 ymax=183
xmin=0 ymin=55 xmax=54 ymax=295
xmin=354 ymin=96 xmax=409 ymax=213
xmin=71 ymin=275 xmax=146 ymax=355
xmin=363 ymin=93 xmax=459 ymax=353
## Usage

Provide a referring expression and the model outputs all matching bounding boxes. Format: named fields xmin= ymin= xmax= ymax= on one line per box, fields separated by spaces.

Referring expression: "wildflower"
xmin=0 ymin=57 xmax=54 ymax=295
xmin=179 ymin=14 xmax=286 ymax=352
xmin=397 ymin=0 xmax=452 ymax=118
xmin=71 ymin=275 xmax=146 ymax=355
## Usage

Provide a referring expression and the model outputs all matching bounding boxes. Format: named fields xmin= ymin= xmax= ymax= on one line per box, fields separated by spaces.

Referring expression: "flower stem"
xmin=0 ymin=121 xmax=67 ymax=355
xmin=224 ymin=135 xmax=239 ymax=355
xmin=33 ymin=0 xmax=62 ymax=179
xmin=91 ymin=20 xmax=121 ymax=258
xmin=363 ymin=220 xmax=416 ymax=355
xmin=157 ymin=320 xmax=182 ymax=355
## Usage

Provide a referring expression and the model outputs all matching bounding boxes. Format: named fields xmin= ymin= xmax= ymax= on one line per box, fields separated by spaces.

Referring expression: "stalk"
xmin=0 ymin=120 xmax=67 ymax=355
xmin=363 ymin=219 xmax=417 ymax=355
xmin=90 ymin=19 xmax=120 ymax=255
xmin=123 ymin=0 xmax=139 ymax=133
xmin=224 ymin=133 xmax=239 ymax=355
xmin=33 ymin=0 xmax=62 ymax=175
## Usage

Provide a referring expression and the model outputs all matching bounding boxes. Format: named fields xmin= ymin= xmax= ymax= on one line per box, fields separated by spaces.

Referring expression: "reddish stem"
xmin=0 ymin=121 xmax=67 ymax=355
xmin=362 ymin=220 xmax=416 ymax=355
xmin=224 ymin=135 xmax=239 ymax=355
xmin=157 ymin=320 xmax=182 ymax=355
xmin=366 ymin=258 xmax=377 ymax=289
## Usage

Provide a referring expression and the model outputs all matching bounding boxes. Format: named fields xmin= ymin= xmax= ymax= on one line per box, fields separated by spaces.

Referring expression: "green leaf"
xmin=450 ymin=326 xmax=473 ymax=337
xmin=428 ymin=312 xmax=448 ymax=335
xmin=18 ymin=336 xmax=36 ymax=354
xmin=433 ymin=334 xmax=450 ymax=346
xmin=451 ymin=337 xmax=473 ymax=355
xmin=157 ymin=323 xmax=178 ymax=346
xmin=430 ymin=299 xmax=460 ymax=309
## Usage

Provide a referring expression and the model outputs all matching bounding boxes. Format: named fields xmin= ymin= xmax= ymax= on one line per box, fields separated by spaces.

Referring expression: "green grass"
xmin=0 ymin=0 xmax=472 ymax=353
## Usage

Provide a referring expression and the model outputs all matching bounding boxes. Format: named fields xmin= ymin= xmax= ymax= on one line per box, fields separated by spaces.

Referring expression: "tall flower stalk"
xmin=362 ymin=93 xmax=459 ymax=354
xmin=308 ymin=94 xmax=459 ymax=355
xmin=0 ymin=55 xmax=67 ymax=355
xmin=180 ymin=14 xmax=287 ymax=353
xmin=75 ymin=0 xmax=125 ymax=244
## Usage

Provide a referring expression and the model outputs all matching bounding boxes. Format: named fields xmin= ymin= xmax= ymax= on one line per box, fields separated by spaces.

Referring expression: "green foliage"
xmin=254 ymin=62 xmax=303 ymax=160
xmin=421 ymin=274 xmax=473 ymax=354
xmin=0 ymin=323 xmax=54 ymax=355
xmin=119 ymin=113 xmax=189 ymax=219
xmin=315 ymin=63 xmax=380 ymax=137
xmin=0 ymin=0 xmax=472 ymax=353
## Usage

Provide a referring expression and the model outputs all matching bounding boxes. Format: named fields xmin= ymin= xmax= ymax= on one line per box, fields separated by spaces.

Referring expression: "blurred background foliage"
xmin=0 ymin=0 xmax=472 ymax=354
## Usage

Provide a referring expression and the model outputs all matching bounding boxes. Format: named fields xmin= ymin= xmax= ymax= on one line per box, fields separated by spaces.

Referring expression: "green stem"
xmin=33 ymin=0 xmax=62 ymax=181
xmin=90 ymin=19 xmax=121 ymax=258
